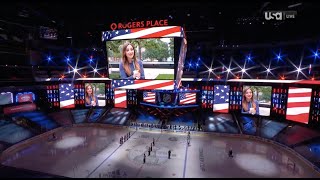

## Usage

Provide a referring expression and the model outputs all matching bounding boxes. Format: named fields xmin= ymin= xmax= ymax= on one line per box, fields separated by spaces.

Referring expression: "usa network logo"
xmin=264 ymin=11 xmax=297 ymax=20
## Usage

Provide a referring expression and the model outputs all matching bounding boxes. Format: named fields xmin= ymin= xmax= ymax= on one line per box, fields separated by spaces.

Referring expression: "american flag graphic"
xmin=114 ymin=89 xmax=127 ymax=108
xmin=213 ymin=85 xmax=230 ymax=113
xmin=102 ymin=26 xmax=182 ymax=41
xmin=59 ymin=83 xmax=75 ymax=109
xmin=179 ymin=92 xmax=196 ymax=105
xmin=286 ymin=87 xmax=312 ymax=124
xmin=143 ymin=92 xmax=156 ymax=103
xmin=112 ymin=79 xmax=174 ymax=90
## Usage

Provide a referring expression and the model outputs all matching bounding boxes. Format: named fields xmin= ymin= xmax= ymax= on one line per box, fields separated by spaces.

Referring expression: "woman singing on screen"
xmin=242 ymin=87 xmax=259 ymax=115
xmin=85 ymin=84 xmax=99 ymax=107
xmin=119 ymin=42 xmax=145 ymax=79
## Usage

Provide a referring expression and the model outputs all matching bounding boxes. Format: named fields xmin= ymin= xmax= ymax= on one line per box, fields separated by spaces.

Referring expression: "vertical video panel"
xmin=0 ymin=92 xmax=13 ymax=105
xmin=286 ymin=87 xmax=312 ymax=124
xmin=84 ymin=83 xmax=106 ymax=107
xmin=46 ymin=85 xmax=59 ymax=107
xmin=175 ymin=38 xmax=187 ymax=88
xmin=213 ymin=85 xmax=230 ymax=113
xmin=114 ymin=89 xmax=127 ymax=108
xmin=59 ymin=83 xmax=75 ymax=109
xmin=241 ymin=86 xmax=272 ymax=116
xmin=106 ymin=38 xmax=174 ymax=80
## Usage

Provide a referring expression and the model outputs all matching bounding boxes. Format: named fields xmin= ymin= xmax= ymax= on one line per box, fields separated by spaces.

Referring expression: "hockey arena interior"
xmin=1 ymin=1 xmax=320 ymax=178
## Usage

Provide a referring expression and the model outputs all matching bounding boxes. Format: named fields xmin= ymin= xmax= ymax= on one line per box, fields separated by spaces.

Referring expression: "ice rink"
xmin=1 ymin=125 xmax=319 ymax=178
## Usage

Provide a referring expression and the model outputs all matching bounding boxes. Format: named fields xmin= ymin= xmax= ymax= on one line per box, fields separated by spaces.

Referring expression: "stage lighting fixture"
xmin=93 ymin=68 xmax=97 ymax=72
xmin=276 ymin=53 xmax=282 ymax=61
xmin=73 ymin=68 xmax=78 ymax=73
xmin=297 ymin=68 xmax=301 ymax=72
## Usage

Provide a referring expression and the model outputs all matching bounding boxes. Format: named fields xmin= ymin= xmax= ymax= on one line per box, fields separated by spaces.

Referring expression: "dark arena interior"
xmin=1 ymin=1 xmax=320 ymax=178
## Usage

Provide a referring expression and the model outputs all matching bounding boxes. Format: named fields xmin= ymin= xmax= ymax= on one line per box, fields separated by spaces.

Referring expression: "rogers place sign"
xmin=110 ymin=19 xmax=168 ymax=30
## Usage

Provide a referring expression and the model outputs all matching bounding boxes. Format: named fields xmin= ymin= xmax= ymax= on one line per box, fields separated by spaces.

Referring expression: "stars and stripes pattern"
xmin=112 ymin=79 xmax=174 ymax=90
xmin=179 ymin=92 xmax=196 ymax=105
xmin=59 ymin=84 xmax=75 ymax=109
xmin=213 ymin=85 xmax=230 ymax=113
xmin=102 ymin=26 xmax=182 ymax=41
xmin=180 ymin=78 xmax=320 ymax=85
xmin=286 ymin=87 xmax=312 ymax=124
xmin=143 ymin=91 xmax=156 ymax=103
xmin=114 ymin=89 xmax=127 ymax=108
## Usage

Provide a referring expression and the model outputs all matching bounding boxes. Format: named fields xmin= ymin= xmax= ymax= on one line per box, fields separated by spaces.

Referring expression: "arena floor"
xmin=1 ymin=125 xmax=319 ymax=178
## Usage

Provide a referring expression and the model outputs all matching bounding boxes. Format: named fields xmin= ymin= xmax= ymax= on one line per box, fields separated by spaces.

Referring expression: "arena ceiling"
xmin=1 ymin=1 xmax=319 ymax=47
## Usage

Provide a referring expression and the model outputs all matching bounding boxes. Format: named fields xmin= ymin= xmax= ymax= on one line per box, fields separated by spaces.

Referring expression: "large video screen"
xmin=106 ymin=38 xmax=174 ymax=80
xmin=286 ymin=87 xmax=312 ymax=124
xmin=0 ymin=92 xmax=13 ymax=105
xmin=84 ymin=83 xmax=106 ymax=107
xmin=241 ymin=86 xmax=272 ymax=116
xmin=59 ymin=83 xmax=75 ymax=109
xmin=213 ymin=85 xmax=230 ymax=113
